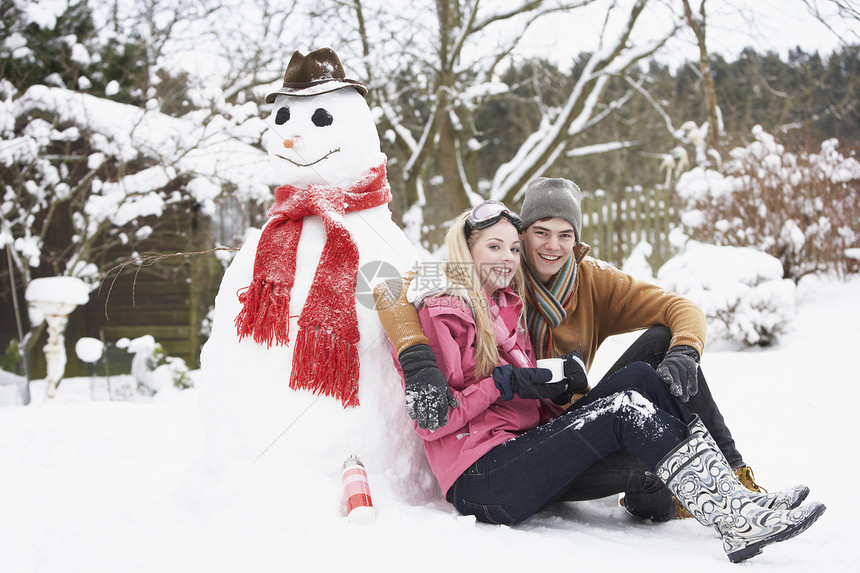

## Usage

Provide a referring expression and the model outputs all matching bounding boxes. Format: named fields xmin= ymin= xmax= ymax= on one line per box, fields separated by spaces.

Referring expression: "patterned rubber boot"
xmin=656 ymin=435 xmax=826 ymax=563
xmin=688 ymin=416 xmax=810 ymax=511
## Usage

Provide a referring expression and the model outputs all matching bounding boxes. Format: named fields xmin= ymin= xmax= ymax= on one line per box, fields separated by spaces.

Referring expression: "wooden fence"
xmin=580 ymin=186 xmax=678 ymax=270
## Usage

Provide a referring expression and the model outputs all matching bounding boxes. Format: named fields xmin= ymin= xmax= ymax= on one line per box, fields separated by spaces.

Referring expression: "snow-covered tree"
xmin=322 ymin=0 xmax=682 ymax=244
xmin=0 ymin=80 xmax=271 ymax=283
xmin=0 ymin=1 xmax=276 ymax=288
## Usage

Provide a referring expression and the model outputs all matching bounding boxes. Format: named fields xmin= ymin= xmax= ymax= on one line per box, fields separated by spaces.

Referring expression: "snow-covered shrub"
xmin=657 ymin=242 xmax=796 ymax=346
xmin=2 ymin=339 xmax=22 ymax=374
xmin=119 ymin=335 xmax=192 ymax=396
xmin=621 ymin=241 xmax=657 ymax=283
xmin=676 ymin=127 xmax=860 ymax=282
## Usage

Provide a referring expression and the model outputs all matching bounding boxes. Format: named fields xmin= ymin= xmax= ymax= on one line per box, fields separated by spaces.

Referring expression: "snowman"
xmin=197 ymin=48 xmax=437 ymax=513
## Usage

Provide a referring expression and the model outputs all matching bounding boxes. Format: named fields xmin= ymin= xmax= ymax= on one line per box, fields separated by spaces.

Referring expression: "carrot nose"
xmin=282 ymin=138 xmax=298 ymax=149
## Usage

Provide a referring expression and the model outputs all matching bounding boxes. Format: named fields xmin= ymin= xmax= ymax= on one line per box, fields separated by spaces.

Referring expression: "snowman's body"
xmin=198 ymin=87 xmax=436 ymax=510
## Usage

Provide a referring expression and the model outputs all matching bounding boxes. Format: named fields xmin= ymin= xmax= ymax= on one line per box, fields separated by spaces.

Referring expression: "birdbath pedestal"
xmin=25 ymin=277 xmax=90 ymax=398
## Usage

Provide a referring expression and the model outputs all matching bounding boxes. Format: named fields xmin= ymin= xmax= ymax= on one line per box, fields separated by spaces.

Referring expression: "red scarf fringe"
xmin=290 ymin=327 xmax=360 ymax=408
xmin=235 ymin=280 xmax=291 ymax=347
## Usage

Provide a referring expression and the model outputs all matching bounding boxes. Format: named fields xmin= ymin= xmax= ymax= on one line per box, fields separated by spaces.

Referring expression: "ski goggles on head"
xmin=465 ymin=200 xmax=522 ymax=235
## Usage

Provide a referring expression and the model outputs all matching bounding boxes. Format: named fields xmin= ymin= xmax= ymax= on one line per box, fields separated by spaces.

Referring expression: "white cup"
xmin=536 ymin=358 xmax=564 ymax=383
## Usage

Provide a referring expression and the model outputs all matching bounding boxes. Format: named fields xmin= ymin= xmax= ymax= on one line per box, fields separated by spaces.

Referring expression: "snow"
xmin=2 ymin=8 xmax=857 ymax=565
xmin=74 ymin=337 xmax=104 ymax=363
xmin=19 ymin=0 xmax=68 ymax=30
xmin=1 ymin=273 xmax=857 ymax=571
xmin=0 ymin=82 xmax=855 ymax=552
xmin=24 ymin=276 xmax=90 ymax=305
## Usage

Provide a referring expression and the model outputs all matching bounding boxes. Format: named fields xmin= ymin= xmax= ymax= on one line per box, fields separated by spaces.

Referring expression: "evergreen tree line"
xmin=466 ymin=47 xmax=859 ymax=199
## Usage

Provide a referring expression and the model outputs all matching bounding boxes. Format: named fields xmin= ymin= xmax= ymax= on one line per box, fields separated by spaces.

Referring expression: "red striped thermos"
xmin=342 ymin=454 xmax=375 ymax=523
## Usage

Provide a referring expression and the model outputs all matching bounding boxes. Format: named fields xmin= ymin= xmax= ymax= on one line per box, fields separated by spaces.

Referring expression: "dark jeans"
xmin=555 ymin=326 xmax=745 ymax=521
xmin=603 ymin=325 xmax=743 ymax=468
xmin=556 ymin=450 xmax=675 ymax=521
xmin=446 ymin=362 xmax=692 ymax=525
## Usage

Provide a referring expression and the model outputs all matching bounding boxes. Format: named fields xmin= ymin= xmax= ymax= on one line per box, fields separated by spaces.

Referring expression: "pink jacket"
xmin=412 ymin=288 xmax=560 ymax=496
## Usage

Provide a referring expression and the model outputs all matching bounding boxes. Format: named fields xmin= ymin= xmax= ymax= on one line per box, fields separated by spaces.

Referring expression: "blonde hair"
xmin=442 ymin=211 xmax=526 ymax=379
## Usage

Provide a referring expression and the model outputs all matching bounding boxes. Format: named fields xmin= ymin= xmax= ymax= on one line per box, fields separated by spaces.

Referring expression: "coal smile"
xmin=275 ymin=148 xmax=341 ymax=167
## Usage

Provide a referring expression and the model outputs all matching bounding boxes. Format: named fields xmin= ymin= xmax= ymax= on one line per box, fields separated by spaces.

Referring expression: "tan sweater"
xmin=551 ymin=243 xmax=706 ymax=372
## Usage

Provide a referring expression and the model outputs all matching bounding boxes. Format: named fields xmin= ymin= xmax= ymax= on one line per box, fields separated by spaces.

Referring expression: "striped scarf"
xmin=523 ymin=255 xmax=577 ymax=360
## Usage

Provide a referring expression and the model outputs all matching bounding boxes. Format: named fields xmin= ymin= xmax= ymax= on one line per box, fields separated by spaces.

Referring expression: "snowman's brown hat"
xmin=265 ymin=48 xmax=367 ymax=102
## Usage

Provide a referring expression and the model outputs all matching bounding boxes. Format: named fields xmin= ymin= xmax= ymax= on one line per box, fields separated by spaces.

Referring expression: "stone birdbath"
xmin=25 ymin=277 xmax=90 ymax=398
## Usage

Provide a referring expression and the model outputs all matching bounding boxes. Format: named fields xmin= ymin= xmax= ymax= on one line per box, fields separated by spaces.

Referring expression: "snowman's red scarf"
xmin=234 ymin=164 xmax=391 ymax=408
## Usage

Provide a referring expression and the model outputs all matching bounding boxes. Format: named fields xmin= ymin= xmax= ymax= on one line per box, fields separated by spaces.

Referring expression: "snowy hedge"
xmin=657 ymin=242 xmax=796 ymax=347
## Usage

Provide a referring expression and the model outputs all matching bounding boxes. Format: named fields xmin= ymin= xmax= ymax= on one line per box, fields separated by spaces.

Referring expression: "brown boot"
xmin=673 ymin=497 xmax=693 ymax=519
xmin=735 ymin=465 xmax=768 ymax=493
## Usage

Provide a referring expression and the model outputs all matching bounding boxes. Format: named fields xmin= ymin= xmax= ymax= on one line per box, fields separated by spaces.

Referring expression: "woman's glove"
xmin=493 ymin=364 xmax=566 ymax=401
xmin=398 ymin=344 xmax=459 ymax=431
xmin=552 ymin=349 xmax=590 ymax=406
xmin=656 ymin=345 xmax=700 ymax=402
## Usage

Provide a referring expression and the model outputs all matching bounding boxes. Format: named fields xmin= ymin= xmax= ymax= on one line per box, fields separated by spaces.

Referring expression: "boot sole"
xmin=727 ymin=503 xmax=827 ymax=563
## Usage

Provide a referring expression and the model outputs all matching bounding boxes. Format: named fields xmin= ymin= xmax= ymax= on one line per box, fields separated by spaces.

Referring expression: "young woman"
xmin=403 ymin=200 xmax=825 ymax=563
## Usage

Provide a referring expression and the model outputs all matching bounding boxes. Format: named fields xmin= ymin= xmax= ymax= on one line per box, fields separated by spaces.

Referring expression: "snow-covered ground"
xmin=1 ymin=273 xmax=857 ymax=572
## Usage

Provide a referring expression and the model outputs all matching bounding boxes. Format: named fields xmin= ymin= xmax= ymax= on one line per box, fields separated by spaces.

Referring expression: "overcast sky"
xmin=519 ymin=0 xmax=859 ymax=69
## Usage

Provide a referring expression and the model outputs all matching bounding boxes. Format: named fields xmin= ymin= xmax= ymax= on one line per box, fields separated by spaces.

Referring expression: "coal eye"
xmin=275 ymin=107 xmax=290 ymax=125
xmin=312 ymin=108 xmax=333 ymax=127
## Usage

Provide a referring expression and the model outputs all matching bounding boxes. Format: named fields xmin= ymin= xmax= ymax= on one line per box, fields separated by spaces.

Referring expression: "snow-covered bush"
xmin=657 ymin=242 xmax=796 ymax=346
xmin=621 ymin=241 xmax=658 ymax=283
xmin=118 ymin=335 xmax=192 ymax=396
xmin=676 ymin=127 xmax=860 ymax=282
xmin=2 ymin=339 xmax=22 ymax=374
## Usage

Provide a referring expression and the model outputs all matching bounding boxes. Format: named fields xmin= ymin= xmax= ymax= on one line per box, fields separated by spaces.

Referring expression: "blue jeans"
xmin=446 ymin=362 xmax=692 ymax=525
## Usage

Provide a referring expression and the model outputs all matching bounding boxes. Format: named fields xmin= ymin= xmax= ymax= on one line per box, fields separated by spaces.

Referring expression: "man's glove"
xmin=398 ymin=344 xmax=459 ymax=431
xmin=552 ymin=349 xmax=590 ymax=406
xmin=656 ymin=345 xmax=700 ymax=402
xmin=492 ymin=364 xmax=566 ymax=402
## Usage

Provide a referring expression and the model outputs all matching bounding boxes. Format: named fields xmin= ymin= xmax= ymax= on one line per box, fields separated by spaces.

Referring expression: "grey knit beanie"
xmin=520 ymin=177 xmax=582 ymax=241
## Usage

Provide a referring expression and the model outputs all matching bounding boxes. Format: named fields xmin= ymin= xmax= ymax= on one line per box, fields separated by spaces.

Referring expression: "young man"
xmin=375 ymin=177 xmax=766 ymax=519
